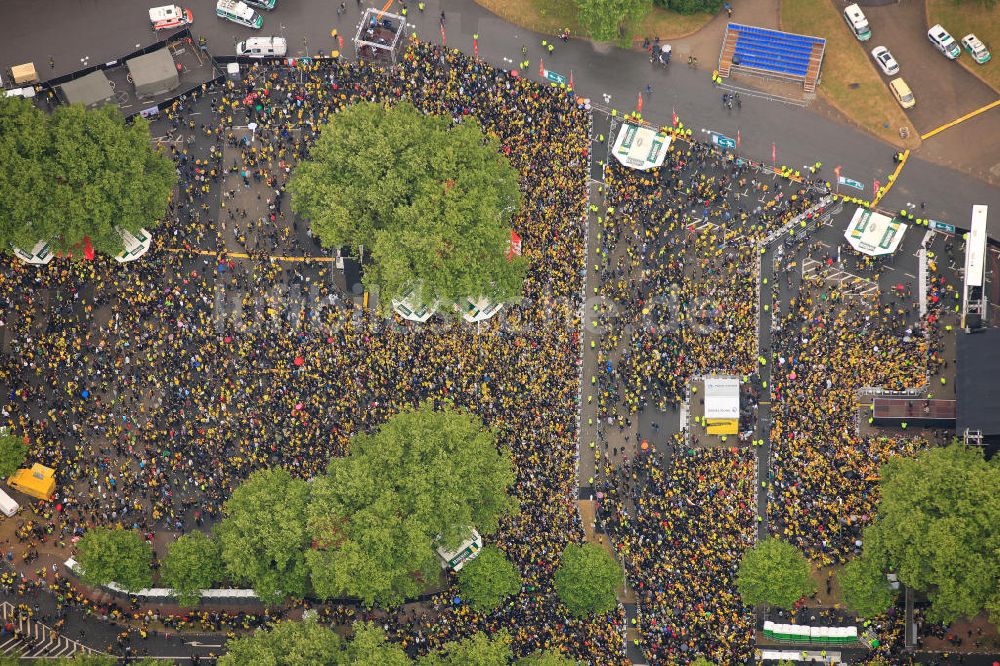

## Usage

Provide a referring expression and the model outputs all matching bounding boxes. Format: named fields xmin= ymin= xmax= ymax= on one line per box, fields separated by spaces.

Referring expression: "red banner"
xmin=507 ymin=230 xmax=522 ymax=260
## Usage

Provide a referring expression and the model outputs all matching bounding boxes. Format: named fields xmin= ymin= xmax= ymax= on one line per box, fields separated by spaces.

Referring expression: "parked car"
xmin=927 ymin=24 xmax=961 ymax=60
xmin=870 ymin=46 xmax=899 ymax=76
xmin=149 ymin=5 xmax=193 ymax=31
xmin=961 ymin=34 xmax=991 ymax=64
xmin=889 ymin=77 xmax=915 ymax=109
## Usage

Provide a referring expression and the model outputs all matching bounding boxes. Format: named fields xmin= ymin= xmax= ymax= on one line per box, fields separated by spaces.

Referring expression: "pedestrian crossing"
xmin=0 ymin=602 xmax=102 ymax=659
xmin=801 ymin=257 xmax=879 ymax=297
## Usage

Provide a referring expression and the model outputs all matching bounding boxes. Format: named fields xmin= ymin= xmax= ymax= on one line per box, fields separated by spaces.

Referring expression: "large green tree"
xmin=458 ymin=545 xmax=522 ymax=611
xmin=76 ymin=527 xmax=152 ymax=592
xmin=575 ymin=0 xmax=651 ymax=44
xmin=161 ymin=531 xmax=225 ymax=606
xmin=0 ymin=97 xmax=175 ymax=257
xmin=216 ymin=468 xmax=312 ymax=603
xmin=342 ymin=622 xmax=411 ymax=666
xmin=736 ymin=538 xmax=814 ymax=609
xmin=0 ymin=434 xmax=28 ymax=478
xmin=419 ymin=631 xmax=512 ymax=666
xmin=218 ymin=619 xmax=342 ymax=666
xmin=306 ymin=402 xmax=518 ymax=607
xmin=838 ymin=555 xmax=897 ymax=618
xmin=862 ymin=445 xmax=1000 ymax=624
xmin=553 ymin=543 xmax=622 ymax=617
xmin=288 ymin=101 xmax=526 ymax=309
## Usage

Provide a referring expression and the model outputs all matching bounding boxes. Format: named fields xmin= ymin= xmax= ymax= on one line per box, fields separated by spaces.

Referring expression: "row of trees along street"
xmin=73 ymin=403 xmax=623 ymax=617
xmin=0 ymin=97 xmax=175 ymax=258
xmin=734 ymin=445 xmax=999 ymax=626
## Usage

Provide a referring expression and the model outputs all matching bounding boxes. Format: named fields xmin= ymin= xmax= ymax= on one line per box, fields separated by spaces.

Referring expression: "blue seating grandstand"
xmin=727 ymin=23 xmax=825 ymax=78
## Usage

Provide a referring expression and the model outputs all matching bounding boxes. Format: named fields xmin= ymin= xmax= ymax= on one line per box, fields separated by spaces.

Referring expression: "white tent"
xmin=704 ymin=376 xmax=739 ymax=420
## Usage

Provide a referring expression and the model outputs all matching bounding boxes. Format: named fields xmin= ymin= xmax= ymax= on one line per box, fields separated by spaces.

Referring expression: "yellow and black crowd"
xmin=0 ymin=35 xmax=958 ymax=664
xmin=0 ymin=42 xmax=628 ymax=661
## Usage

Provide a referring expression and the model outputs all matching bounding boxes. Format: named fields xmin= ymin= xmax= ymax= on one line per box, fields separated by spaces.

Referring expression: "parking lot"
xmin=857 ymin=0 xmax=997 ymax=133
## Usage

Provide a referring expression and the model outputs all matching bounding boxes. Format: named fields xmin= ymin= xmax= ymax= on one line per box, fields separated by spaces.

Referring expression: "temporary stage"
xmin=612 ymin=122 xmax=671 ymax=171
xmin=956 ymin=327 xmax=1000 ymax=445
xmin=844 ymin=207 xmax=907 ymax=256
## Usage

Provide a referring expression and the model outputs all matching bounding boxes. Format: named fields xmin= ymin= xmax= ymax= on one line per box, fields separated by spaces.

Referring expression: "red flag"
xmin=507 ymin=230 xmax=522 ymax=260
xmin=636 ymin=92 xmax=643 ymax=114
xmin=473 ymin=38 xmax=478 ymax=59
xmin=83 ymin=236 xmax=94 ymax=261
xmin=440 ymin=24 xmax=446 ymax=46
xmin=833 ymin=165 xmax=842 ymax=178
xmin=771 ymin=142 xmax=776 ymax=164
xmin=337 ymin=34 xmax=344 ymax=50
xmin=671 ymin=106 xmax=678 ymax=126
xmin=569 ymin=69 xmax=573 ymax=89
xmin=874 ymin=179 xmax=880 ymax=195
xmin=539 ymin=58 xmax=544 ymax=78
xmin=736 ymin=128 xmax=741 ymax=147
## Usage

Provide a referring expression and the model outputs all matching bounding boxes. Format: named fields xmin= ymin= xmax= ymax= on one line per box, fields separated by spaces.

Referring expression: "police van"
xmin=842 ymin=4 xmax=871 ymax=42
xmin=216 ymin=0 xmax=263 ymax=29
xmin=236 ymin=36 xmax=287 ymax=58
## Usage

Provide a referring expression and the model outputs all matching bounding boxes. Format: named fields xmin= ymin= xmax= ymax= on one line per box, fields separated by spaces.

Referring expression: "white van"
xmin=927 ymin=24 xmax=961 ymax=59
xmin=843 ymin=4 xmax=871 ymax=42
xmin=236 ymin=36 xmax=287 ymax=58
xmin=0 ymin=489 xmax=20 ymax=517
xmin=216 ymin=0 xmax=262 ymax=29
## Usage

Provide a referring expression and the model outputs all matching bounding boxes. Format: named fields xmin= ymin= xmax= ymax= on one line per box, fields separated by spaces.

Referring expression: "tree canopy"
xmin=0 ymin=434 xmax=28 ymax=478
xmin=838 ymin=555 xmax=897 ymax=618
xmin=76 ymin=527 xmax=152 ymax=592
xmin=306 ymin=401 xmax=518 ymax=607
xmin=736 ymin=538 xmax=814 ymax=609
xmin=652 ymin=0 xmax=723 ymax=14
xmin=575 ymin=0 xmax=651 ymax=44
xmin=161 ymin=531 xmax=225 ymax=606
xmin=553 ymin=543 xmax=622 ymax=617
xmin=419 ymin=631 xmax=512 ymax=666
xmin=457 ymin=545 xmax=522 ymax=611
xmin=0 ymin=97 xmax=175 ymax=257
xmin=288 ymin=101 xmax=526 ymax=309
xmin=342 ymin=622 xmax=411 ymax=666
xmin=218 ymin=619 xmax=343 ymax=666
xmin=216 ymin=467 xmax=312 ymax=603
xmin=862 ymin=444 xmax=1000 ymax=624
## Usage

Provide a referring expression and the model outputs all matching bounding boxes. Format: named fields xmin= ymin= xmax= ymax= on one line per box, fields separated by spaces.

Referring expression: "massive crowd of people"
xmin=0 ymin=30 xmax=964 ymax=664
xmin=592 ymin=132 xmax=953 ymax=663
xmin=0 ymin=42 xmax=629 ymax=661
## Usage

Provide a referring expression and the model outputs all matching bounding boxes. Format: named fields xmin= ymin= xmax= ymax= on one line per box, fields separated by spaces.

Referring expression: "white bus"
xmin=436 ymin=529 xmax=483 ymax=571
xmin=216 ymin=0 xmax=262 ymax=29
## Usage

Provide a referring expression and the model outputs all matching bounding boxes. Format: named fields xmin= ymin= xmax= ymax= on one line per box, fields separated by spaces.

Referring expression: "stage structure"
xmin=354 ymin=8 xmax=406 ymax=65
xmin=612 ymin=122 xmax=671 ymax=171
xmin=960 ymin=205 xmax=988 ymax=330
xmin=704 ymin=375 xmax=740 ymax=436
xmin=844 ymin=207 xmax=907 ymax=256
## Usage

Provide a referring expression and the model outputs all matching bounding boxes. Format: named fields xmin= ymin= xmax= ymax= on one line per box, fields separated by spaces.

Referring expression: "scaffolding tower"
xmin=353 ymin=8 xmax=406 ymax=65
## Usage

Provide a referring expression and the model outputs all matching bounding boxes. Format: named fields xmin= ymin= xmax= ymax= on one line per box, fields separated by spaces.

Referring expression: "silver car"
xmin=871 ymin=46 xmax=899 ymax=76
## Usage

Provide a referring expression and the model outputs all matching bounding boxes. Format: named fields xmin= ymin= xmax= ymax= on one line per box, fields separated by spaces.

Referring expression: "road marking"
xmin=165 ymin=248 xmax=336 ymax=262
xmin=872 ymin=149 xmax=908 ymax=206
xmin=920 ymin=99 xmax=1000 ymax=140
